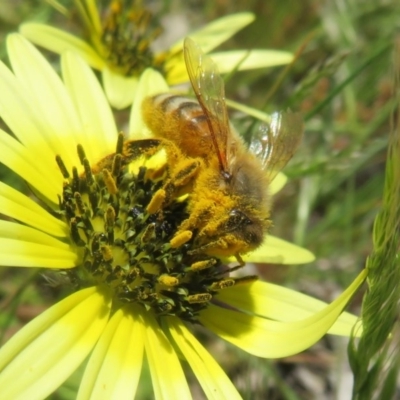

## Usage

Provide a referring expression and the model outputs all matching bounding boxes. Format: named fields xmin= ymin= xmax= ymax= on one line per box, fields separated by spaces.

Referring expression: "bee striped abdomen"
xmin=142 ymin=94 xmax=214 ymax=158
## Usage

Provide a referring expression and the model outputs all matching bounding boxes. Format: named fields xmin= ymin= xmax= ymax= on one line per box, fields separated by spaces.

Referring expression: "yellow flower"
xmin=0 ymin=34 xmax=365 ymax=399
xmin=20 ymin=1 xmax=293 ymax=109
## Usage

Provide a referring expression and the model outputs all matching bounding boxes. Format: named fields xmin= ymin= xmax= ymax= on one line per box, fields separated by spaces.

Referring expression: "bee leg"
xmin=187 ymin=238 xmax=229 ymax=255
xmin=177 ymin=208 xmax=211 ymax=232
xmin=163 ymin=158 xmax=201 ymax=203
xmin=147 ymin=158 xmax=201 ymax=214
xmin=222 ymin=253 xmax=246 ymax=273
xmin=170 ymin=206 xmax=212 ymax=248
xmin=172 ymin=159 xmax=201 ymax=188
xmin=122 ymin=139 xmax=162 ymax=162
xmin=92 ymin=137 xmax=160 ymax=173
xmin=235 ymin=253 xmax=245 ymax=267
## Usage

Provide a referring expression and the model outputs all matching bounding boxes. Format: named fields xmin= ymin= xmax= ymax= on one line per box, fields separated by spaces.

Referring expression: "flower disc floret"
xmin=57 ymin=135 xmax=254 ymax=322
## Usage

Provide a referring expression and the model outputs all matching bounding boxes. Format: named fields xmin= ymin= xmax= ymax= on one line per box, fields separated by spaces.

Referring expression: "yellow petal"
xmin=240 ymin=235 xmax=315 ymax=264
xmin=62 ymin=52 xmax=117 ymax=162
xmin=211 ymin=49 xmax=293 ymax=72
xmin=102 ymin=67 xmax=139 ymax=109
xmin=200 ymin=269 xmax=366 ymax=358
xmin=270 ymin=172 xmax=287 ymax=195
xmin=78 ymin=0 xmax=103 ymax=35
xmin=0 ymin=239 xmax=77 ymax=268
xmin=143 ymin=312 xmax=191 ymax=399
xmin=19 ymin=23 xmax=105 ymax=69
xmin=0 ymin=220 xmax=71 ymax=249
xmin=0 ymin=287 xmax=111 ymax=400
xmin=129 ymin=68 xmax=169 ymax=138
xmin=217 ymin=279 xmax=360 ymax=337
xmin=0 ymin=59 xmax=56 ymax=165
xmin=169 ymin=13 xmax=255 ymax=55
xmin=0 ymin=220 xmax=77 ymax=268
xmin=167 ymin=317 xmax=242 ymax=400
xmin=165 ymin=56 xmax=188 ymax=86
xmin=0 ymin=181 xmax=67 ymax=238
xmin=168 ymin=49 xmax=293 ymax=84
xmin=0 ymin=59 xmax=63 ymax=203
xmin=166 ymin=12 xmax=255 ymax=85
xmin=0 ymin=130 xmax=59 ymax=204
xmin=78 ymin=305 xmax=144 ymax=400
xmin=225 ymin=98 xmax=272 ymax=123
xmin=167 ymin=47 xmax=293 ymax=88
xmin=7 ymin=34 xmax=83 ymax=169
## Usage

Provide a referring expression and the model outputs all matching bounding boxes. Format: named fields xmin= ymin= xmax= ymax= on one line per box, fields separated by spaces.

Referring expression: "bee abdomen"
xmin=143 ymin=93 xmax=212 ymax=156
xmin=152 ymin=94 xmax=206 ymax=124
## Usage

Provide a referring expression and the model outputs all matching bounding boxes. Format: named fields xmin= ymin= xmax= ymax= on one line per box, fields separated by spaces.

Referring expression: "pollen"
xmin=146 ymin=188 xmax=166 ymax=214
xmin=158 ymin=274 xmax=179 ymax=287
xmin=55 ymin=138 xmax=253 ymax=322
xmin=102 ymin=169 xmax=118 ymax=194
xmin=170 ymin=230 xmax=193 ymax=248
xmin=189 ymin=259 xmax=217 ymax=271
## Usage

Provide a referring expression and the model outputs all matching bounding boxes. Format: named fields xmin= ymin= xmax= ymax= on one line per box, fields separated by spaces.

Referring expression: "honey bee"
xmin=140 ymin=37 xmax=303 ymax=258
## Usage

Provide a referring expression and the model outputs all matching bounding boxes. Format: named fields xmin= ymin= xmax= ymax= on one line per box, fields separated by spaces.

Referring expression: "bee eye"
xmin=226 ymin=210 xmax=252 ymax=231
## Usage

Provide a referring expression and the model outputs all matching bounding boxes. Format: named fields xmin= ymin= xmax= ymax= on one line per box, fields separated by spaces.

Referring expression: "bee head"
xmin=226 ymin=209 xmax=265 ymax=248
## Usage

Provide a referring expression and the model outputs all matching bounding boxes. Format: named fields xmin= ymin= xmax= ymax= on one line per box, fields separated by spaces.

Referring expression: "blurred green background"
xmin=0 ymin=0 xmax=398 ymax=398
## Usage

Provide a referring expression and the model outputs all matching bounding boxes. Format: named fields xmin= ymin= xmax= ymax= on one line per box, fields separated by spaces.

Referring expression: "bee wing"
xmin=250 ymin=111 xmax=303 ymax=182
xmin=184 ymin=37 xmax=230 ymax=172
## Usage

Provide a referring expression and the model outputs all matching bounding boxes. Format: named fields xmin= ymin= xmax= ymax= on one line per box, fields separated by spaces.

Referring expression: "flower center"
xmin=99 ymin=0 xmax=166 ymax=76
xmin=56 ymin=136 xmax=255 ymax=322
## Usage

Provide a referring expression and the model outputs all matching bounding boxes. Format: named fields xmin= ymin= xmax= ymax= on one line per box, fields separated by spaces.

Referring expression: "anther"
xmin=101 ymin=245 xmax=113 ymax=261
xmin=146 ymin=189 xmax=166 ymax=214
xmin=112 ymin=153 xmax=122 ymax=178
xmin=74 ymin=192 xmax=85 ymax=215
xmin=116 ymin=132 xmax=124 ymax=154
xmin=71 ymin=167 xmax=80 ymax=192
xmin=189 ymin=259 xmax=217 ymax=272
xmin=170 ymin=230 xmax=192 ymax=248
xmin=158 ymin=274 xmax=179 ymax=287
xmin=210 ymin=279 xmax=235 ymax=290
xmin=83 ymin=158 xmax=95 ymax=186
xmin=141 ymin=222 xmax=155 ymax=244
xmin=103 ymin=169 xmax=118 ymax=195
xmin=137 ymin=166 xmax=146 ymax=182
xmin=55 ymin=155 xmax=70 ymax=178
xmin=77 ymin=144 xmax=86 ymax=165
xmin=156 ymin=299 xmax=174 ymax=312
xmin=88 ymin=189 xmax=99 ymax=213
xmin=70 ymin=218 xmax=85 ymax=246
xmin=187 ymin=293 xmax=212 ymax=304
xmin=105 ymin=205 xmax=116 ymax=244
xmin=126 ymin=267 xmax=140 ymax=283
xmin=105 ymin=205 xmax=116 ymax=228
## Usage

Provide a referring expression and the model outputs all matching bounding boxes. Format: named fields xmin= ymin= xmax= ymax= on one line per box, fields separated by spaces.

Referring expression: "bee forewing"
xmin=184 ymin=37 xmax=230 ymax=172
xmin=250 ymin=111 xmax=303 ymax=183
